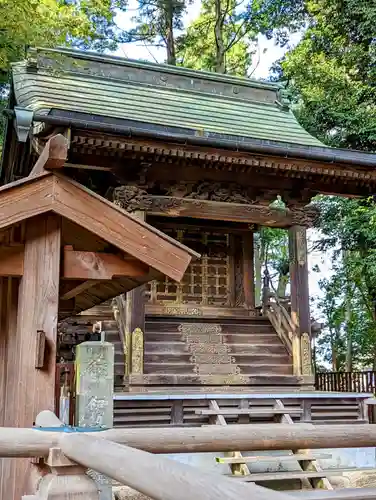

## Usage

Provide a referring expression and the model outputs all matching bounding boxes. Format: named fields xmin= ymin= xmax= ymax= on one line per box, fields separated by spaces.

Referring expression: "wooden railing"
xmin=262 ymin=273 xmax=301 ymax=375
xmin=3 ymin=411 xmax=376 ymax=500
xmin=316 ymin=371 xmax=376 ymax=394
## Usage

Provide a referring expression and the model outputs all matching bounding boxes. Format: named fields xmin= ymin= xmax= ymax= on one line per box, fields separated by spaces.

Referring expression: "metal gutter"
xmin=4 ymin=109 xmax=376 ymax=168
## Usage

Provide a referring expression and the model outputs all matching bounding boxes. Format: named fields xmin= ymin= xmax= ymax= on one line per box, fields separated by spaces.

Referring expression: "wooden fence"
xmin=3 ymin=411 xmax=376 ymax=500
xmin=315 ymin=371 xmax=376 ymax=393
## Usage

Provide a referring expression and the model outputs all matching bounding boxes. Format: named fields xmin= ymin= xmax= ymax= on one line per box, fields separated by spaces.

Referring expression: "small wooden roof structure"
xmin=0 ymin=169 xmax=199 ymax=318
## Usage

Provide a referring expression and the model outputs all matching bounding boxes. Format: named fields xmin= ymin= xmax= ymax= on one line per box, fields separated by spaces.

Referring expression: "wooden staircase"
xmin=105 ymin=315 xmax=313 ymax=391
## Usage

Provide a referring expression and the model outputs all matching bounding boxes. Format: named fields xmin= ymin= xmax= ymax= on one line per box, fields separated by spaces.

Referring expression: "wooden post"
xmin=289 ymin=225 xmax=311 ymax=376
xmin=242 ymin=231 xmax=255 ymax=310
xmin=127 ymin=210 xmax=146 ymax=377
xmin=2 ymin=214 xmax=61 ymax=499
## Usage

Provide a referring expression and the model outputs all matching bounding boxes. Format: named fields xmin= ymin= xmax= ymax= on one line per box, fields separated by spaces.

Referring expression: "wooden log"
xmin=4 ymin=424 xmax=376 ymax=458
xmin=59 ymin=433 xmax=293 ymax=500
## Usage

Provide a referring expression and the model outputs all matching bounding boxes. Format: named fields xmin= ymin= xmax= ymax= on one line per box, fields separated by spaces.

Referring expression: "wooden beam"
xmin=30 ymin=134 xmax=69 ymax=176
xmin=0 ymin=246 xmax=24 ymax=276
xmin=3 ymin=214 xmax=61 ymax=499
xmin=63 ymin=247 xmax=149 ymax=280
xmin=145 ymin=196 xmax=317 ymax=228
xmin=60 ymin=280 xmax=101 ymax=300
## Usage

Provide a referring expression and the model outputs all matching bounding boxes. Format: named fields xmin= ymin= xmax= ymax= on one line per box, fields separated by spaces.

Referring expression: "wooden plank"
xmin=0 ymin=246 xmax=24 ymax=277
xmin=216 ymin=453 xmax=332 ymax=464
xmin=29 ymin=134 xmax=68 ymax=176
xmin=0 ymin=173 xmax=54 ymax=231
xmin=196 ymin=409 xmax=303 ymax=416
xmin=147 ymin=196 xmax=317 ymax=228
xmin=63 ymin=246 xmax=149 ymax=279
xmin=229 ymin=470 xmax=350 ymax=482
xmin=3 ymin=214 xmax=61 ymax=499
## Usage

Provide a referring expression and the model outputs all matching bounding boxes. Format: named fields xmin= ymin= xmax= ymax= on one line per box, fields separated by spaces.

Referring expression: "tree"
xmin=176 ymin=0 xmax=253 ymax=75
xmin=312 ymin=196 xmax=376 ymax=370
xmin=0 ymin=0 xmax=125 ymax=81
xmin=122 ymin=0 xmax=187 ymax=65
xmin=281 ymin=0 xmax=376 ymax=150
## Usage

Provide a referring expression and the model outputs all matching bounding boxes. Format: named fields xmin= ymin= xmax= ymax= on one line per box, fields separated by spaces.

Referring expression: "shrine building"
xmin=2 ymin=47 xmax=376 ymax=402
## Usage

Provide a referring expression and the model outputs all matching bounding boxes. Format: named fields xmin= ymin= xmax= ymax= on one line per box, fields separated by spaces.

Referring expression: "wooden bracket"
xmin=29 ymin=134 xmax=69 ymax=176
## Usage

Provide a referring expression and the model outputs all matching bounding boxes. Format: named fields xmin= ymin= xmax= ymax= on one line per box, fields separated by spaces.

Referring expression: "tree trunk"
xmin=276 ymin=273 xmax=289 ymax=299
xmin=214 ymin=0 xmax=225 ymax=73
xmin=165 ymin=0 xmax=176 ymax=65
xmin=343 ymin=249 xmax=353 ymax=372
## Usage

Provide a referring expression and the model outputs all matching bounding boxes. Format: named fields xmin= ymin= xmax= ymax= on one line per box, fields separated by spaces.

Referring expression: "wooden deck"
xmin=112 ymin=391 xmax=371 ymax=428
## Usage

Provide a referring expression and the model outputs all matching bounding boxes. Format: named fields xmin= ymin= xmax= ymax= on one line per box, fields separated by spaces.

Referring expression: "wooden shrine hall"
xmin=3 ymin=47 xmax=376 ymax=400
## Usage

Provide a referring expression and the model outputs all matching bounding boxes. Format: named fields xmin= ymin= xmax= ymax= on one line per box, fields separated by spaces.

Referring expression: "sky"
xmin=113 ymin=2 xmax=332 ymax=326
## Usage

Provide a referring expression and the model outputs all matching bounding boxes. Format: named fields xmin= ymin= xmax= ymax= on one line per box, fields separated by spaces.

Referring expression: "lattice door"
xmin=146 ymin=228 xmax=231 ymax=307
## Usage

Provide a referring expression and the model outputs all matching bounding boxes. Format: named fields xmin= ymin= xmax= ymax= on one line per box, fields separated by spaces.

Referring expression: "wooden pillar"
xmin=242 ymin=231 xmax=255 ymax=310
xmin=289 ymin=225 xmax=312 ymax=376
xmin=3 ymin=214 xmax=61 ymax=499
xmin=127 ymin=210 xmax=146 ymax=376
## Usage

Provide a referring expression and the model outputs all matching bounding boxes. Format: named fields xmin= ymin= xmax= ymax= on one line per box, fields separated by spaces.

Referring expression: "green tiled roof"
xmin=11 ymin=48 xmax=324 ymax=148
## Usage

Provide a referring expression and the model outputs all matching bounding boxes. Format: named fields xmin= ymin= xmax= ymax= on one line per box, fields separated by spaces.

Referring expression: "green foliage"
xmin=122 ymin=0 xmax=188 ymax=64
xmin=0 ymin=0 xmax=125 ymax=82
xmin=176 ymin=0 xmax=253 ymax=75
xmin=313 ymin=196 xmax=376 ymax=369
xmin=176 ymin=0 xmax=306 ymax=75
xmin=281 ymin=0 xmax=376 ymax=150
